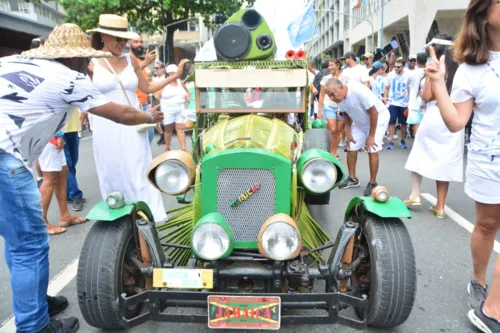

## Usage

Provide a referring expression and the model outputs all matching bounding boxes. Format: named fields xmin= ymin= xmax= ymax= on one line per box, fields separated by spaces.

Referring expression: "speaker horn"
xmin=286 ymin=50 xmax=296 ymax=60
xmin=295 ymin=50 xmax=306 ymax=60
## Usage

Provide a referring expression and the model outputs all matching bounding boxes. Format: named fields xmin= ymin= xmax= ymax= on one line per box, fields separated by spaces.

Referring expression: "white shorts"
xmin=163 ymin=109 xmax=185 ymax=125
xmin=348 ymin=110 xmax=390 ymax=153
xmin=465 ymin=152 xmax=500 ymax=204
xmin=39 ymin=143 xmax=66 ymax=172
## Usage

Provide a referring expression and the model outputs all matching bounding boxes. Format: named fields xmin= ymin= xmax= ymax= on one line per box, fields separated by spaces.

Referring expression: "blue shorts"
xmin=324 ymin=105 xmax=344 ymax=120
xmin=389 ymin=105 xmax=408 ymax=125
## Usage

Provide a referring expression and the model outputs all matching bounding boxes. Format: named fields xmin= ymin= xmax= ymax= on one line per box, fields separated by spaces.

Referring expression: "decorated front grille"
xmin=216 ymin=168 xmax=276 ymax=242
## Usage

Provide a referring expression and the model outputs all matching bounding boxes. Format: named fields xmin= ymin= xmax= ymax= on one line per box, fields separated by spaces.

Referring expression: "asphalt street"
xmin=0 ymin=132 xmax=497 ymax=333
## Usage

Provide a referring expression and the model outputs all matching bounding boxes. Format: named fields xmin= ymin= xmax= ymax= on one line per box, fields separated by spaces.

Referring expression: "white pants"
xmin=347 ymin=110 xmax=390 ymax=153
xmin=39 ymin=143 xmax=66 ymax=172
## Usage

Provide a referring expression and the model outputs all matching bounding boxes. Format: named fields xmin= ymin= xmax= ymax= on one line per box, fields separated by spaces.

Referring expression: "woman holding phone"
xmin=425 ymin=1 xmax=500 ymax=331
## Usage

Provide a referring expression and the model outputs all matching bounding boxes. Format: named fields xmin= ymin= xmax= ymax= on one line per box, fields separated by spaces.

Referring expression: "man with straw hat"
xmin=0 ymin=23 xmax=163 ymax=333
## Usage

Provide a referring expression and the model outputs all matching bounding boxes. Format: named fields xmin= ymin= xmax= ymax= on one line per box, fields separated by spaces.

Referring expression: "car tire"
xmin=353 ymin=214 xmax=417 ymax=328
xmin=77 ymin=217 xmax=143 ymax=330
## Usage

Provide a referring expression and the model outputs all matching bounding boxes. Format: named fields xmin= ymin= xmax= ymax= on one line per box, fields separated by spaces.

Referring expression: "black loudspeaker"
xmin=213 ymin=23 xmax=252 ymax=60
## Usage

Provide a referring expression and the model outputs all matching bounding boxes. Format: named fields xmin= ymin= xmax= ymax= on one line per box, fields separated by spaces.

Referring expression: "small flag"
xmin=287 ymin=2 xmax=320 ymax=49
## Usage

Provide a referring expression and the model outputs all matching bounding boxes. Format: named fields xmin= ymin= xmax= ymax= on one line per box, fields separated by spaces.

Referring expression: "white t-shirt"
xmin=320 ymin=74 xmax=338 ymax=107
xmin=385 ymin=71 xmax=410 ymax=107
xmin=338 ymin=81 xmax=388 ymax=127
xmin=341 ymin=65 xmax=370 ymax=84
xmin=0 ymin=55 xmax=109 ymax=167
xmin=370 ymin=75 xmax=386 ymax=99
xmin=408 ymin=68 xmax=425 ymax=110
xmin=451 ymin=54 xmax=500 ymax=155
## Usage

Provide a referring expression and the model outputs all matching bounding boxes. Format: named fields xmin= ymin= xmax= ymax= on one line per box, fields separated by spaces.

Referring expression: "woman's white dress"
xmin=405 ymin=96 xmax=464 ymax=182
xmin=91 ymin=55 xmax=167 ymax=222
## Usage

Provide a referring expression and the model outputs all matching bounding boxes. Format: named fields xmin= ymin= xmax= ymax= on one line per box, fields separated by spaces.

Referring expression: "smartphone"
xmin=183 ymin=61 xmax=192 ymax=75
xmin=148 ymin=45 xmax=156 ymax=52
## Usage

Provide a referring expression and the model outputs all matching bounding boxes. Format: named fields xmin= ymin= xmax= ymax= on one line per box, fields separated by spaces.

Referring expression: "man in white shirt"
xmin=383 ymin=58 xmax=411 ymax=149
xmin=362 ymin=52 xmax=374 ymax=71
xmin=0 ymin=24 xmax=164 ymax=333
xmin=325 ymin=78 xmax=390 ymax=196
xmin=340 ymin=51 xmax=370 ymax=87
xmin=406 ymin=53 xmax=428 ymax=136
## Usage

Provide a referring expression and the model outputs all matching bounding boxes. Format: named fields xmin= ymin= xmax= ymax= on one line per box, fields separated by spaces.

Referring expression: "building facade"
xmin=307 ymin=0 xmax=470 ymax=61
xmin=0 ymin=0 xmax=66 ymax=56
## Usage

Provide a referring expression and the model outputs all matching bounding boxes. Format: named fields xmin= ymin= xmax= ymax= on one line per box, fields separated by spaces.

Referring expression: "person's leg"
xmin=347 ymin=151 xmax=358 ymax=179
xmin=39 ymin=171 xmax=57 ymax=223
xmin=56 ymin=166 xmax=86 ymax=227
xmin=326 ymin=117 xmax=339 ymax=157
xmin=399 ymin=107 xmax=408 ymax=147
xmin=387 ymin=105 xmax=397 ymax=148
xmin=405 ymin=172 xmax=423 ymax=205
xmin=63 ymin=132 xmax=83 ymax=201
xmin=435 ymin=181 xmax=450 ymax=211
xmin=413 ymin=124 xmax=420 ymax=136
xmin=175 ymin=123 xmax=187 ymax=151
xmin=0 ymin=154 xmax=50 ymax=332
xmin=483 ymin=255 xmax=500 ymax=319
xmin=368 ymin=152 xmax=379 ymax=184
xmin=164 ymin=123 xmax=175 ymax=151
xmin=471 ymin=202 xmax=500 ymax=287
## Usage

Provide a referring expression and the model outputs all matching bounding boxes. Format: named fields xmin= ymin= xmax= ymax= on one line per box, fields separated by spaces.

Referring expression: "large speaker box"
xmin=214 ymin=8 xmax=276 ymax=61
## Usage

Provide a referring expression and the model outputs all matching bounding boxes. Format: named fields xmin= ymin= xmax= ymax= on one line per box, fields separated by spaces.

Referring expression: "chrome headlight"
xmin=301 ymin=158 xmax=337 ymax=193
xmin=155 ymin=160 xmax=190 ymax=195
xmin=106 ymin=192 xmax=125 ymax=209
xmin=192 ymin=213 xmax=234 ymax=261
xmin=372 ymin=186 xmax=390 ymax=202
xmin=258 ymin=214 xmax=302 ymax=260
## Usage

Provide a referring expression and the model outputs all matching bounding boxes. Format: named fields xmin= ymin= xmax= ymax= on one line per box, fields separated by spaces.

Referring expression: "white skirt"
xmin=405 ymin=103 xmax=464 ymax=182
xmin=465 ymin=152 xmax=500 ymax=204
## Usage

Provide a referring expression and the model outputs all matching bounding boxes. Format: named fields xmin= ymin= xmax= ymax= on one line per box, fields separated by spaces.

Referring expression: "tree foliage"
xmin=58 ymin=0 xmax=255 ymax=62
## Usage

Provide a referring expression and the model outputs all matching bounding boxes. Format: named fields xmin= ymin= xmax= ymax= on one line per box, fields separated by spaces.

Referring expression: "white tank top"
xmin=161 ymin=79 xmax=187 ymax=111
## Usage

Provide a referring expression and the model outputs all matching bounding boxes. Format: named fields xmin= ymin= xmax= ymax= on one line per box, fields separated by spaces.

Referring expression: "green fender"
xmin=86 ymin=201 xmax=154 ymax=222
xmin=344 ymin=196 xmax=412 ymax=222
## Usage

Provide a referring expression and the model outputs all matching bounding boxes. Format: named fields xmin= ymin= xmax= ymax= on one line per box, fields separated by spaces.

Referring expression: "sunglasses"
xmin=114 ymin=36 xmax=128 ymax=43
xmin=409 ymin=59 xmax=416 ymax=62
xmin=394 ymin=66 xmax=403 ymax=69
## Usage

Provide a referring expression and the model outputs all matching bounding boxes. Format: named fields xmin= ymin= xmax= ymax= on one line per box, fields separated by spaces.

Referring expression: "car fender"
xmin=86 ymin=201 xmax=154 ymax=222
xmin=344 ymin=196 xmax=412 ymax=222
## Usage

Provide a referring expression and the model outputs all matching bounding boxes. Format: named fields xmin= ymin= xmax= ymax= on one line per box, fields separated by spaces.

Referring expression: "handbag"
xmin=103 ymin=58 xmax=157 ymax=132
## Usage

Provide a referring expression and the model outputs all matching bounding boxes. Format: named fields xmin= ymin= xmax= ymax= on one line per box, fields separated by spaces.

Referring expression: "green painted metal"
xmin=344 ymin=196 xmax=412 ymax=221
xmin=297 ymin=149 xmax=346 ymax=193
xmin=201 ymin=148 xmax=292 ymax=249
xmin=86 ymin=200 xmax=154 ymax=222
xmin=311 ymin=119 xmax=327 ymax=129
xmin=191 ymin=213 xmax=234 ymax=260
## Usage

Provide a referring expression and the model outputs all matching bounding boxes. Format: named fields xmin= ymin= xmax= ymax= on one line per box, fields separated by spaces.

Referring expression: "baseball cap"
xmin=372 ymin=61 xmax=383 ymax=70
xmin=363 ymin=52 xmax=373 ymax=59
xmin=166 ymin=64 xmax=178 ymax=73
xmin=340 ymin=51 xmax=356 ymax=61
xmin=409 ymin=54 xmax=417 ymax=60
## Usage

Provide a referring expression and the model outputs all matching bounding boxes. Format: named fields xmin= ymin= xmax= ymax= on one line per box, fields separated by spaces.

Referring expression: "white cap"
xmin=409 ymin=54 xmax=417 ymax=60
xmin=166 ymin=64 xmax=178 ymax=73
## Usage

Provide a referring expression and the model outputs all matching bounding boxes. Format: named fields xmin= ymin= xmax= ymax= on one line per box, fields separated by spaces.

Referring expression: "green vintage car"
xmin=76 ymin=8 xmax=416 ymax=331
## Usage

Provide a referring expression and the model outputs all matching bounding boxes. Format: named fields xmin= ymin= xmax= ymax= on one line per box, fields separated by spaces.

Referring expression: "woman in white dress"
xmin=403 ymin=33 xmax=464 ymax=219
xmin=87 ymin=14 xmax=189 ymax=222
xmin=155 ymin=64 xmax=190 ymax=152
xmin=426 ymin=1 xmax=500 ymax=330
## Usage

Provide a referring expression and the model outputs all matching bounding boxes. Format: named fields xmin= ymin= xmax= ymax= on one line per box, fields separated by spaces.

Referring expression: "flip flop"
xmin=47 ymin=224 xmax=67 ymax=235
xmin=60 ymin=216 xmax=88 ymax=228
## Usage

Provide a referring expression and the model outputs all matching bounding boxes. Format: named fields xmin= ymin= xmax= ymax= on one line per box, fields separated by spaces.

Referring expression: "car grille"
xmin=216 ymin=168 xmax=276 ymax=242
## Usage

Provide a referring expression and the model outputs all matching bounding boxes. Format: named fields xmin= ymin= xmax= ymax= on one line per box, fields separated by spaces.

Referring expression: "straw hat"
xmin=87 ymin=14 xmax=140 ymax=40
xmin=22 ymin=23 xmax=111 ymax=59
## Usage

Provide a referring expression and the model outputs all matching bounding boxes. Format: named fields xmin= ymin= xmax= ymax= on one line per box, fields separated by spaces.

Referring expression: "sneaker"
xmin=364 ymin=182 xmax=378 ymax=196
xmin=468 ymin=281 xmax=489 ymax=310
xmin=386 ymin=142 xmax=395 ymax=150
xmin=67 ymin=198 xmax=86 ymax=204
xmin=47 ymin=295 xmax=69 ymax=317
xmin=338 ymin=177 xmax=360 ymax=189
xmin=401 ymin=140 xmax=407 ymax=149
xmin=468 ymin=302 xmax=500 ymax=333
xmin=35 ymin=317 xmax=79 ymax=333
xmin=338 ymin=139 xmax=346 ymax=148
xmin=72 ymin=198 xmax=84 ymax=212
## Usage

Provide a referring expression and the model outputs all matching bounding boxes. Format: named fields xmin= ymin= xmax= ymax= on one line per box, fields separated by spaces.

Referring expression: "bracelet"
xmin=147 ymin=112 xmax=154 ymax=124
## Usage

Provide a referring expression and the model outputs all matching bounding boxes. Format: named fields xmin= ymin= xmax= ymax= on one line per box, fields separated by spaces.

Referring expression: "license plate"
xmin=152 ymin=268 xmax=213 ymax=289
xmin=208 ymin=296 xmax=281 ymax=330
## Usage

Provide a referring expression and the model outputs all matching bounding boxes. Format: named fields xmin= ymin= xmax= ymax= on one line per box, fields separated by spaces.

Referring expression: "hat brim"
xmin=22 ymin=46 xmax=112 ymax=59
xmin=87 ymin=28 xmax=140 ymax=40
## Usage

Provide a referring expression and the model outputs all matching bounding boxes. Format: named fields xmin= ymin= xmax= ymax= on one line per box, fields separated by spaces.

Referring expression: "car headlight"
xmin=106 ymin=192 xmax=125 ymax=209
xmin=372 ymin=186 xmax=390 ymax=202
xmin=258 ymin=214 xmax=302 ymax=260
xmin=297 ymin=149 xmax=345 ymax=194
xmin=147 ymin=150 xmax=196 ymax=195
xmin=192 ymin=213 xmax=234 ymax=261
xmin=301 ymin=159 xmax=337 ymax=193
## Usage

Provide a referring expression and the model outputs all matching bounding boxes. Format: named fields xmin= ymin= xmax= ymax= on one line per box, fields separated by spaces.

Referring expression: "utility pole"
xmin=379 ymin=0 xmax=385 ymax=49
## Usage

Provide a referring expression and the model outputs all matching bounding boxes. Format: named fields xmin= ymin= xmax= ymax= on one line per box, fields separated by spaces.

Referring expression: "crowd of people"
xmin=0 ymin=0 xmax=499 ymax=332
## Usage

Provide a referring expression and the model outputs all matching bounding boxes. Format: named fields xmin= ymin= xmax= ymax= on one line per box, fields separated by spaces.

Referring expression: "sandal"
xmin=60 ymin=216 xmax=88 ymax=228
xmin=429 ymin=206 xmax=445 ymax=219
xmin=47 ymin=224 xmax=67 ymax=235
xmin=404 ymin=197 xmax=422 ymax=206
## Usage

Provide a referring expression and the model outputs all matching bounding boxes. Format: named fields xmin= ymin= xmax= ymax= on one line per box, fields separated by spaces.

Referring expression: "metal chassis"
xmin=118 ymin=290 xmax=367 ymax=329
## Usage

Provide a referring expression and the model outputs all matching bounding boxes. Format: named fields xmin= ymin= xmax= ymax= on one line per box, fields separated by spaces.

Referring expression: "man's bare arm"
xmin=88 ymin=102 xmax=161 ymax=125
